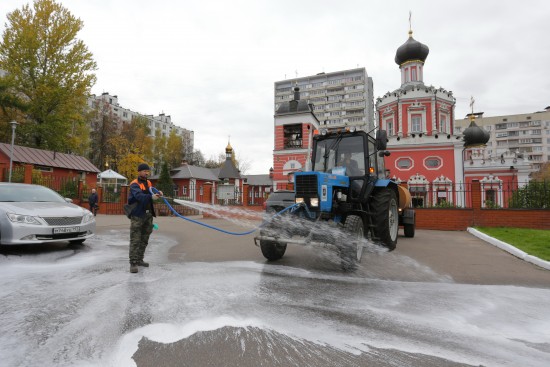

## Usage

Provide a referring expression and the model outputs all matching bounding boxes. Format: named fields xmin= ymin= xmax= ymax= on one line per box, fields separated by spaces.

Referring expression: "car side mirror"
xmin=65 ymin=198 xmax=73 ymax=203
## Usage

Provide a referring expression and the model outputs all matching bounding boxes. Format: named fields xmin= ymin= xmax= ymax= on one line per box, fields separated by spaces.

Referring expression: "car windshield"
xmin=0 ymin=185 xmax=66 ymax=203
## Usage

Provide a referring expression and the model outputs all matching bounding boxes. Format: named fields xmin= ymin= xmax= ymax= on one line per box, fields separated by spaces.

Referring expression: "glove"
xmin=152 ymin=194 xmax=160 ymax=200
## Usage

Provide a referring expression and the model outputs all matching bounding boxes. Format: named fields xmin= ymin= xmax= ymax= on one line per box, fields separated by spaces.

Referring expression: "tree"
xmin=152 ymin=129 xmax=167 ymax=173
xmin=117 ymin=153 xmax=147 ymax=181
xmin=89 ymin=100 xmax=118 ymax=169
xmin=204 ymin=153 xmax=224 ymax=169
xmin=165 ymin=129 xmax=183 ymax=168
xmin=0 ymin=0 xmax=97 ymax=152
xmin=0 ymin=74 xmax=28 ymax=143
xmin=531 ymin=162 xmax=550 ymax=182
xmin=191 ymin=149 xmax=205 ymax=166
xmin=156 ymin=161 xmax=174 ymax=198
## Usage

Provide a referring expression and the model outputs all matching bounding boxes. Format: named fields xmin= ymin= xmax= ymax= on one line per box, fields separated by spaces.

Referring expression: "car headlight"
xmin=6 ymin=213 xmax=42 ymax=225
xmin=82 ymin=212 xmax=95 ymax=224
xmin=295 ymin=197 xmax=304 ymax=204
xmin=310 ymin=198 xmax=319 ymax=207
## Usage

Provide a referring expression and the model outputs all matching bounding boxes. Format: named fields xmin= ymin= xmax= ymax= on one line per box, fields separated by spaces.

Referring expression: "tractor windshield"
xmin=312 ymin=135 xmax=366 ymax=176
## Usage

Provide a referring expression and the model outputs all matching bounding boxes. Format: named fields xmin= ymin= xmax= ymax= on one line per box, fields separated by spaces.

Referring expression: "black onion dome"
xmin=463 ymin=120 xmax=490 ymax=147
xmin=395 ymin=33 xmax=429 ymax=65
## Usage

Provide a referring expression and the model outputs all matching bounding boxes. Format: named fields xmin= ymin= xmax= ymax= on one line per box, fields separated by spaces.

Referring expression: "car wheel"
xmin=260 ymin=240 xmax=287 ymax=261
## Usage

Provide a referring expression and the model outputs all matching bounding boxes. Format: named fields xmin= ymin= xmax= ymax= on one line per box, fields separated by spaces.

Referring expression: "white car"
xmin=0 ymin=183 xmax=95 ymax=245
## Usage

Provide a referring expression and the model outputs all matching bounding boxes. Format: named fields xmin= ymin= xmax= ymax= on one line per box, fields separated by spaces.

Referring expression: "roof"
xmin=98 ymin=169 xmax=127 ymax=180
xmin=218 ymin=158 xmax=241 ymax=179
xmin=0 ymin=143 xmax=100 ymax=173
xmin=243 ymin=174 xmax=272 ymax=186
xmin=150 ymin=164 xmax=219 ymax=181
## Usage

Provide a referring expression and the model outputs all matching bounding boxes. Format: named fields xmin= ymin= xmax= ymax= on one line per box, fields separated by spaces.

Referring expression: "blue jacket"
xmin=128 ymin=178 xmax=156 ymax=217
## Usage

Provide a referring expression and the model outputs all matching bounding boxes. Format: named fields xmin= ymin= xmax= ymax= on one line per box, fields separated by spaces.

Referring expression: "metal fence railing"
xmin=269 ymin=180 xmax=550 ymax=210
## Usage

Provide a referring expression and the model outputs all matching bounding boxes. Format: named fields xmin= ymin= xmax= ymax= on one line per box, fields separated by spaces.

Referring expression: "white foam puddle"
xmin=0 ymin=232 xmax=549 ymax=367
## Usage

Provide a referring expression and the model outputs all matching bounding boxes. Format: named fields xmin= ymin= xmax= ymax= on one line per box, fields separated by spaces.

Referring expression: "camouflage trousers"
xmin=129 ymin=213 xmax=154 ymax=264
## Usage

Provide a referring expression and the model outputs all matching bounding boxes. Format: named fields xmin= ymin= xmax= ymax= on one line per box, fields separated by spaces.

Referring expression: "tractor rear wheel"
xmin=340 ymin=215 xmax=364 ymax=271
xmin=371 ymin=188 xmax=398 ymax=250
xmin=260 ymin=240 xmax=287 ymax=261
xmin=404 ymin=223 xmax=415 ymax=238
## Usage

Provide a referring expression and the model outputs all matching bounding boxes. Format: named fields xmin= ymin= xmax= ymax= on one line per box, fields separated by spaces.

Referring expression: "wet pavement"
xmin=1 ymin=214 xmax=549 ymax=367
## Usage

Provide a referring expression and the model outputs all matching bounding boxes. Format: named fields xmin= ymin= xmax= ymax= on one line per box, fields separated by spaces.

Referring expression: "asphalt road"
xmin=1 ymin=214 xmax=548 ymax=367
xmin=117 ymin=214 xmax=550 ymax=288
xmin=98 ymin=214 xmax=550 ymax=367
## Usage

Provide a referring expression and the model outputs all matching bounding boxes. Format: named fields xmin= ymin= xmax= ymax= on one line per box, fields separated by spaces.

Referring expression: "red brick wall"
xmin=415 ymin=208 xmax=473 ymax=230
xmin=414 ymin=180 xmax=550 ymax=230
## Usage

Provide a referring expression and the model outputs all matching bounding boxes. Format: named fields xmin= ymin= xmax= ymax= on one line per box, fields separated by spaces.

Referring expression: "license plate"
xmin=53 ymin=226 xmax=80 ymax=234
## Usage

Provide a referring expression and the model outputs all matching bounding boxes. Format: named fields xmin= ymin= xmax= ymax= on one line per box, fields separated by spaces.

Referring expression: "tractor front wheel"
xmin=340 ymin=215 xmax=364 ymax=271
xmin=371 ymin=188 xmax=398 ymax=250
xmin=260 ymin=240 xmax=287 ymax=261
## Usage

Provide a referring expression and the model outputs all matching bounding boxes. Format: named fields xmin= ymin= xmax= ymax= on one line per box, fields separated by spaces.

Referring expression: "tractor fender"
xmin=374 ymin=179 xmax=392 ymax=188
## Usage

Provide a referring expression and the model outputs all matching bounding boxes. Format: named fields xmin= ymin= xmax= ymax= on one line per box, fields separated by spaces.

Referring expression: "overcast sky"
xmin=2 ymin=0 xmax=550 ymax=174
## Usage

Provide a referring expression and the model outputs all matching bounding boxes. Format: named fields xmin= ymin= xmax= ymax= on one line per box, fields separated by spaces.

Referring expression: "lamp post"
xmin=8 ymin=120 xmax=18 ymax=183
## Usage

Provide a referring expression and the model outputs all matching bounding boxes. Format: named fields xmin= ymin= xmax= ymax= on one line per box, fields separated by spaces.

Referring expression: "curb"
xmin=467 ymin=227 xmax=550 ymax=271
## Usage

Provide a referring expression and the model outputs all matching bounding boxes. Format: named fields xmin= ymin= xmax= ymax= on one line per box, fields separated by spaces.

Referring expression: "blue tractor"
xmin=254 ymin=127 xmax=415 ymax=271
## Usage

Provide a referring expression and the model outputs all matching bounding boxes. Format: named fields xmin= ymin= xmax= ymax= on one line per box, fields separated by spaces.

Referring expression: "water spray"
xmin=149 ymin=187 xmax=299 ymax=236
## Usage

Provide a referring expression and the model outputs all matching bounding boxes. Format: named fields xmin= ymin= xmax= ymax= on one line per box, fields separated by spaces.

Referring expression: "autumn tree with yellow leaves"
xmin=0 ymin=0 xmax=97 ymax=152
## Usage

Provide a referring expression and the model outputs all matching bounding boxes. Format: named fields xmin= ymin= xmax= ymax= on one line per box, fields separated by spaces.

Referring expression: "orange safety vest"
xmin=130 ymin=179 xmax=152 ymax=192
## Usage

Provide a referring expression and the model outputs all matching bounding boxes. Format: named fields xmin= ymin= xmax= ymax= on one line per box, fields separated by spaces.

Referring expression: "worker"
xmin=127 ymin=163 xmax=163 ymax=273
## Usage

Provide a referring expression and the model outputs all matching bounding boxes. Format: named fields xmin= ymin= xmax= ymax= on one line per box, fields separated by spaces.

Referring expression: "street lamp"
xmin=8 ymin=120 xmax=18 ymax=183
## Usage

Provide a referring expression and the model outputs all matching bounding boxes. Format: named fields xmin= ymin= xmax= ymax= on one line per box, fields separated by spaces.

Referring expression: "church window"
xmin=284 ymin=124 xmax=303 ymax=149
xmin=440 ymin=114 xmax=447 ymax=133
xmin=411 ymin=114 xmax=422 ymax=132
xmin=424 ymin=157 xmax=442 ymax=169
xmin=386 ymin=118 xmax=395 ymax=136
xmin=411 ymin=67 xmax=417 ymax=81
xmin=396 ymin=158 xmax=412 ymax=169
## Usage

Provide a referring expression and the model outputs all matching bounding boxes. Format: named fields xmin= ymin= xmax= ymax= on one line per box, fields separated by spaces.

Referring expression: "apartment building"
xmin=455 ymin=108 xmax=550 ymax=170
xmin=88 ymin=92 xmax=194 ymax=159
xmin=274 ymin=67 xmax=375 ymax=131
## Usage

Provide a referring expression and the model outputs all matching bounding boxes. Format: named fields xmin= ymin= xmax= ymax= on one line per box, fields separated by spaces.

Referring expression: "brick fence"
xmin=415 ymin=180 xmax=550 ymax=230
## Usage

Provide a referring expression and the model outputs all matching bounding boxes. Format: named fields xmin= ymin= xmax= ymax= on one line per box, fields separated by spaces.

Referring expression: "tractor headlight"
xmin=310 ymin=197 xmax=319 ymax=207
xmin=295 ymin=197 xmax=304 ymax=204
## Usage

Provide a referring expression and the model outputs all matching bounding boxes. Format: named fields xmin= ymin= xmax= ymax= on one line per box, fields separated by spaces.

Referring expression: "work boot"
xmin=130 ymin=263 xmax=139 ymax=273
xmin=137 ymin=260 xmax=149 ymax=267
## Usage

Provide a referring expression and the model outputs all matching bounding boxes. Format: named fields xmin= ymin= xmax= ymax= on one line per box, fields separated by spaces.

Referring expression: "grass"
xmin=475 ymin=227 xmax=550 ymax=262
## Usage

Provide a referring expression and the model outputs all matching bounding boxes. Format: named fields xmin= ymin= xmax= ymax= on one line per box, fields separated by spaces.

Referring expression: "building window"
xmin=396 ymin=158 xmax=412 ymax=170
xmin=386 ymin=118 xmax=395 ymax=136
xmin=424 ymin=157 xmax=442 ymax=169
xmin=411 ymin=67 xmax=417 ymax=81
xmin=411 ymin=114 xmax=422 ymax=132
xmin=284 ymin=124 xmax=302 ymax=149
xmin=34 ymin=165 xmax=53 ymax=172
xmin=440 ymin=114 xmax=447 ymax=133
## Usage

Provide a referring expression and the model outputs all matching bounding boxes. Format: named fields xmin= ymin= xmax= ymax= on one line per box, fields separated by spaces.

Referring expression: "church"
xmin=375 ymin=27 xmax=532 ymax=208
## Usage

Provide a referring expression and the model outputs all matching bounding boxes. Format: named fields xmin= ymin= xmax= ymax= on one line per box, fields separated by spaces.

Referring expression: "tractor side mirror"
xmin=376 ymin=130 xmax=388 ymax=151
